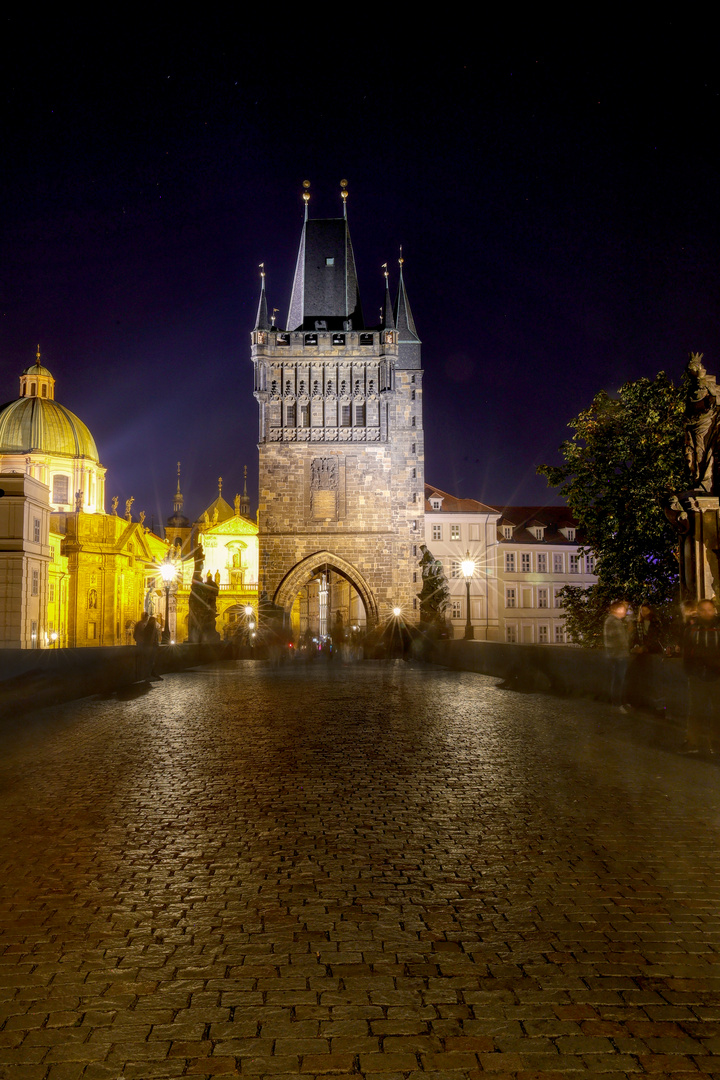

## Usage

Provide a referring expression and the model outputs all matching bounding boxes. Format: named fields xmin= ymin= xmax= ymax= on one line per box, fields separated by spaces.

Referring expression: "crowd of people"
xmin=603 ymin=596 xmax=720 ymax=752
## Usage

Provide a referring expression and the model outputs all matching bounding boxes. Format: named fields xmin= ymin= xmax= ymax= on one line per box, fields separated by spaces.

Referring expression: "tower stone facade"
xmin=252 ymin=188 xmax=424 ymax=629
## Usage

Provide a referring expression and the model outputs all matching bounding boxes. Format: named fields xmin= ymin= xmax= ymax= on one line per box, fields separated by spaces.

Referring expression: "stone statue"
xmin=212 ymin=507 xmax=218 ymax=525
xmin=111 ymin=496 xmax=119 ymax=515
xmin=203 ymin=510 xmax=209 ymax=525
xmin=234 ymin=493 xmax=240 ymax=515
xmin=685 ymin=353 xmax=720 ymax=492
xmin=139 ymin=510 xmax=146 ymax=525
xmin=75 ymin=490 xmax=84 ymax=512
xmin=193 ymin=542 xmax=204 ymax=578
xmin=125 ymin=496 xmax=134 ymax=521
xmin=188 ymin=560 xmax=220 ymax=644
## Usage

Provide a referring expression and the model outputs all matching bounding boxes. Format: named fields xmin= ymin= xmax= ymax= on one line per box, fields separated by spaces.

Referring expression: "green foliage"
xmin=538 ymin=371 xmax=690 ymax=645
xmin=417 ymin=544 xmax=450 ymax=626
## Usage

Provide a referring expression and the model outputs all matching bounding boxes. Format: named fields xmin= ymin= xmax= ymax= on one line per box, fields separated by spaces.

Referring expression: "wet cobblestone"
xmin=1 ymin=659 xmax=720 ymax=1078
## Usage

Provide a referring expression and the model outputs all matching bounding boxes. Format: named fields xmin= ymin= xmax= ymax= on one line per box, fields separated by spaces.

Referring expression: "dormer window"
xmin=430 ymin=498 xmax=442 ymax=510
xmin=566 ymin=528 xmax=576 ymax=541
xmin=533 ymin=527 xmax=544 ymax=540
xmin=503 ymin=526 xmax=512 ymax=540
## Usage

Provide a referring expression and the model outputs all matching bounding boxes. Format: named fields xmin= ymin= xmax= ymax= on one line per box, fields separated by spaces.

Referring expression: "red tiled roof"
xmin=424 ymin=483 xmax=497 ymax=514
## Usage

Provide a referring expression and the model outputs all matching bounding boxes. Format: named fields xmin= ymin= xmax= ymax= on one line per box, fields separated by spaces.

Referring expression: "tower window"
xmin=41 ymin=385 xmax=47 ymax=397
xmin=341 ymin=405 xmax=351 ymax=426
xmin=411 ymin=416 xmax=416 ymax=427
xmin=286 ymin=403 xmax=296 ymax=426
xmin=276 ymin=334 xmax=289 ymax=346
xmin=355 ymin=404 xmax=366 ymax=426
xmin=304 ymin=334 xmax=317 ymax=346
xmin=300 ymin=404 xmax=309 ymax=427
xmin=359 ymin=334 xmax=373 ymax=346
xmin=325 ymin=257 xmax=335 ymax=266
xmin=332 ymin=334 xmax=345 ymax=346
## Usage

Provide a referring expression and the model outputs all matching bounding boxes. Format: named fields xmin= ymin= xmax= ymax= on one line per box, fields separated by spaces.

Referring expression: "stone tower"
xmin=251 ymin=182 xmax=424 ymax=630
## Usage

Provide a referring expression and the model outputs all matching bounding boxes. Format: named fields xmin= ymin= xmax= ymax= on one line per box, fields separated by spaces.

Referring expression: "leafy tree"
xmin=538 ymin=371 xmax=690 ymax=646
xmin=417 ymin=544 xmax=450 ymax=627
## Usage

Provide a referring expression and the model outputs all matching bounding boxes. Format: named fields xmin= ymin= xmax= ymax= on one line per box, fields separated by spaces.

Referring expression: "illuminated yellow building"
xmin=0 ymin=349 xmax=169 ymax=648
xmin=171 ymin=477 xmax=259 ymax=641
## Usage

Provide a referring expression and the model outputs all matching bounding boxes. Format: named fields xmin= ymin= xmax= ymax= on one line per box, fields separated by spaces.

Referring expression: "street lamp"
xmin=159 ymin=556 xmax=176 ymax=645
xmin=461 ymin=551 xmax=476 ymax=640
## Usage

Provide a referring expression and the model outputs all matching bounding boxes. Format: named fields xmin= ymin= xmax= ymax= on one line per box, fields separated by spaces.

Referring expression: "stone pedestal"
xmin=679 ymin=494 xmax=720 ymax=601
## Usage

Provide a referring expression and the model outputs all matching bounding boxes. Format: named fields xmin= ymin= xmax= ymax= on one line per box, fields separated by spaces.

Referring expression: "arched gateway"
xmin=274 ymin=550 xmax=379 ymax=629
xmin=252 ymin=184 xmax=424 ymax=635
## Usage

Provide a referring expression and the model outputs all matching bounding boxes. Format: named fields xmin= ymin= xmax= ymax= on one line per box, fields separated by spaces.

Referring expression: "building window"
xmin=31 ymin=569 xmax=39 ymax=596
xmin=286 ymin=403 xmax=296 ymax=426
xmin=49 ymin=583 xmax=55 ymax=602
xmin=411 ymin=389 xmax=416 ymax=401
xmin=521 ymin=553 xmax=531 ymax=572
xmin=33 ymin=517 xmax=41 ymax=543
xmin=555 ymin=625 xmax=565 ymax=643
xmin=506 ymin=588 xmax=516 ymax=608
xmin=469 ymin=524 xmax=480 ymax=541
xmin=537 ymin=552 xmax=547 ymax=573
xmin=341 ymin=405 xmax=351 ymax=426
xmin=538 ymin=588 xmax=548 ymax=609
xmin=411 ymin=444 xmax=416 ymax=454
xmin=569 ymin=555 xmax=580 ymax=573
xmin=355 ymin=403 xmax=366 ymax=426
xmin=553 ymin=553 xmax=563 ymax=574
xmin=451 ymin=560 xmax=460 ymax=578
xmin=432 ymin=524 xmax=442 ymax=541
xmin=506 ymin=625 xmax=517 ymax=643
xmin=413 ymin=572 xmax=417 ymax=582
xmin=412 ymin=545 xmax=417 ymax=557
xmin=554 ymin=587 xmax=563 ymax=608
xmin=585 ymin=555 xmax=595 ymax=574
xmin=503 ymin=526 xmax=512 ymax=539
xmin=451 ymin=600 xmax=462 ymax=619
xmin=304 ymin=333 xmax=318 ymax=346
xmin=411 ymin=415 xmax=416 ymax=426
xmin=300 ymin=404 xmax=309 ymax=427
xmin=566 ymin=528 xmax=576 ymax=541
xmin=52 ymin=475 xmax=69 ymax=503
xmin=332 ymin=333 xmax=345 ymax=346
xmin=325 ymin=257 xmax=335 ymax=266
xmin=505 ymin=552 xmax=515 ymax=572
xmin=533 ymin=527 xmax=544 ymax=540
xmin=538 ymin=625 xmax=549 ymax=644
xmin=450 ymin=524 xmax=460 ymax=541
xmin=412 ymin=468 xmax=416 ymax=479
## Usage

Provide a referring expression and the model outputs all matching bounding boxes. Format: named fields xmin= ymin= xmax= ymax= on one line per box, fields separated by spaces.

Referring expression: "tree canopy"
xmin=538 ymin=371 xmax=690 ymax=646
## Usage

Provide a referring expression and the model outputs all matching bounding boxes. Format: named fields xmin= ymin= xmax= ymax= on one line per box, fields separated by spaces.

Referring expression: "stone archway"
xmin=273 ymin=550 xmax=379 ymax=630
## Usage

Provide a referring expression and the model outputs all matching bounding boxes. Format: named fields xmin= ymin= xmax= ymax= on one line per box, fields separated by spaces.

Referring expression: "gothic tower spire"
xmin=254 ymin=264 xmax=270 ymax=331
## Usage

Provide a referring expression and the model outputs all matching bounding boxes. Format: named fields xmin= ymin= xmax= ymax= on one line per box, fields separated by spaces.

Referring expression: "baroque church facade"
xmin=252 ymin=184 xmax=424 ymax=632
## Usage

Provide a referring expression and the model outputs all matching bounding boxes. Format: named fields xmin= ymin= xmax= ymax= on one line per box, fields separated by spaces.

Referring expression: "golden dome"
xmin=0 ymin=397 xmax=99 ymax=461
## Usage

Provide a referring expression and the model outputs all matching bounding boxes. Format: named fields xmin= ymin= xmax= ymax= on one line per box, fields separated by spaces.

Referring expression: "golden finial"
xmin=302 ymin=180 xmax=311 ymax=220
xmin=176 ymin=461 xmax=181 ymax=494
xmin=218 ymin=476 xmax=223 ymax=496
xmin=340 ymin=178 xmax=348 ymax=217
xmin=36 ymin=343 xmax=41 ymax=366
xmin=271 ymin=307 xmax=278 ymax=327
xmin=399 ymin=245 xmax=404 ymax=268
xmin=382 ymin=262 xmax=389 ymax=281
xmin=259 ymin=261 xmax=265 ymax=281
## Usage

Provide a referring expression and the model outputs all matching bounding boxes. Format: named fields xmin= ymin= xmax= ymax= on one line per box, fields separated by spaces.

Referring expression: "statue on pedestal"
xmin=685 ymin=353 xmax=720 ymax=493
xmin=188 ymin=541 xmax=220 ymax=643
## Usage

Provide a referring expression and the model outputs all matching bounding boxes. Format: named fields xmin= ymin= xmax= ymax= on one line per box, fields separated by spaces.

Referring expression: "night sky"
xmin=2 ymin=17 xmax=719 ymax=531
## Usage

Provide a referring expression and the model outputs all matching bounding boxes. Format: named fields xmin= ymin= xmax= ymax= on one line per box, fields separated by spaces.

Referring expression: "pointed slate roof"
xmin=287 ymin=217 xmax=364 ymax=331
xmin=382 ymin=275 xmax=396 ymax=330
xmin=394 ymin=262 xmax=420 ymax=342
xmin=254 ymin=269 xmax=270 ymax=331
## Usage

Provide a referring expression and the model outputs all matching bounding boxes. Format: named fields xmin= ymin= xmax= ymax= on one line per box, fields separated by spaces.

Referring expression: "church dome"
xmin=0 ymin=396 xmax=100 ymax=460
xmin=0 ymin=351 xmax=100 ymax=462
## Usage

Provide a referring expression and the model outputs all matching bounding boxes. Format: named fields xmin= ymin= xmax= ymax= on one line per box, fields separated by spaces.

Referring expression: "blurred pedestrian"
xmin=628 ymin=603 xmax=664 ymax=710
xmin=683 ymin=598 xmax=720 ymax=753
xmin=604 ymin=600 xmax=630 ymax=712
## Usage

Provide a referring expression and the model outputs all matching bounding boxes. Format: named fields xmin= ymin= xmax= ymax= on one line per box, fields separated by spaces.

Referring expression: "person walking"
xmin=683 ymin=598 xmax=720 ymax=753
xmin=604 ymin=601 xmax=630 ymax=712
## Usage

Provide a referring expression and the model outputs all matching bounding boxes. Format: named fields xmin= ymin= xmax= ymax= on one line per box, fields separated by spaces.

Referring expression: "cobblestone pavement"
xmin=2 ymin=660 xmax=720 ymax=1080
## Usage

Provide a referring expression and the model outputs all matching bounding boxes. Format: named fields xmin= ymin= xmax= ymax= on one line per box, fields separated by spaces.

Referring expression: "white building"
xmin=424 ymin=485 xmax=597 ymax=643
xmin=495 ymin=504 xmax=597 ymax=644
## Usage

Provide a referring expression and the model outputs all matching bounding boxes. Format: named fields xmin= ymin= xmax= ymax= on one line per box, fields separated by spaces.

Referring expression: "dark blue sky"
xmin=2 ymin=17 xmax=719 ymax=530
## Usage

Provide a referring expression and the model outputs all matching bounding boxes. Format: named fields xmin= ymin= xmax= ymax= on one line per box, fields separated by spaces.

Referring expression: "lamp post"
xmin=461 ymin=551 xmax=476 ymax=640
xmin=159 ymin=557 xmax=176 ymax=645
